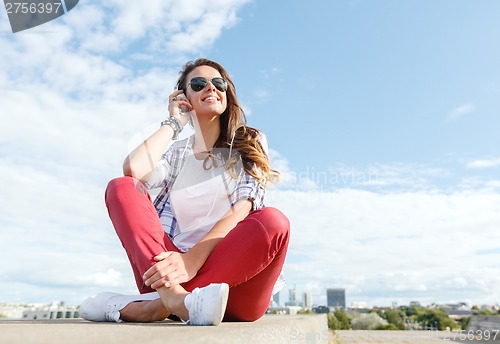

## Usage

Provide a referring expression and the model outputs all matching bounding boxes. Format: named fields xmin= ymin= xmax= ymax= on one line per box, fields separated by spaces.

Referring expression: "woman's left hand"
xmin=143 ymin=251 xmax=197 ymax=289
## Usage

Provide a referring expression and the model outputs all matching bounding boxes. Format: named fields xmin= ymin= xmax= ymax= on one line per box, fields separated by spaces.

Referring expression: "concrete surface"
xmin=0 ymin=314 xmax=330 ymax=344
xmin=7 ymin=314 xmax=499 ymax=344
xmin=333 ymin=330 xmax=500 ymax=343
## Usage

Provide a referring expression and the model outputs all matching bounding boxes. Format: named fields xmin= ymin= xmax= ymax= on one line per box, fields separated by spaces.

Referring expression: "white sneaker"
xmin=184 ymin=283 xmax=229 ymax=326
xmin=79 ymin=292 xmax=160 ymax=322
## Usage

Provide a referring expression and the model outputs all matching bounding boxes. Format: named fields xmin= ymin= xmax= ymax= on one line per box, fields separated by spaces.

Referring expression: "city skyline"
xmin=275 ymin=286 xmax=498 ymax=310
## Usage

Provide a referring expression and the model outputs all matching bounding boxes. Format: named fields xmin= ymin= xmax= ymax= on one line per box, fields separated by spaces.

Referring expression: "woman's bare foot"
xmin=119 ymin=299 xmax=170 ymax=322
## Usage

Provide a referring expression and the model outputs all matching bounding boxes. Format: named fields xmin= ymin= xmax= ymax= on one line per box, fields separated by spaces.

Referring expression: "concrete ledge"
xmin=468 ymin=315 xmax=500 ymax=332
xmin=0 ymin=314 xmax=330 ymax=344
xmin=334 ymin=330 xmax=500 ymax=343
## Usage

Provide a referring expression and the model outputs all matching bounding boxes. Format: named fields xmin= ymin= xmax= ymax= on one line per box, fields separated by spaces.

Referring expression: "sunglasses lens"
xmin=190 ymin=77 xmax=207 ymax=92
xmin=212 ymin=78 xmax=228 ymax=92
xmin=189 ymin=77 xmax=228 ymax=92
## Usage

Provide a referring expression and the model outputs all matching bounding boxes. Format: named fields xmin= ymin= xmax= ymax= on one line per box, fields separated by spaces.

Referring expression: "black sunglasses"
xmin=187 ymin=77 xmax=228 ymax=93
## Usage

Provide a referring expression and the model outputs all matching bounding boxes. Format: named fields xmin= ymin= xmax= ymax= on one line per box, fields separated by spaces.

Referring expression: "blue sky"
xmin=215 ymin=0 xmax=500 ymax=168
xmin=1 ymin=0 xmax=499 ymax=308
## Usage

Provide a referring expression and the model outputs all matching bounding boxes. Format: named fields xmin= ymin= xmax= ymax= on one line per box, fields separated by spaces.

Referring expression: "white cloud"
xmin=446 ymin=103 xmax=475 ymax=122
xmin=264 ymin=154 xmax=500 ymax=306
xmin=268 ymin=149 xmax=319 ymax=191
xmin=79 ymin=269 xmax=124 ymax=287
xmin=467 ymin=158 xmax=500 ymax=169
xmin=265 ymin=158 xmax=500 ymax=311
xmin=272 ymin=162 xmax=451 ymax=192
xmin=485 ymin=180 xmax=500 ymax=189
xmin=166 ymin=8 xmax=241 ymax=53
xmin=57 ymin=0 xmax=249 ymax=56
xmin=0 ymin=0 xmax=250 ymax=305
xmin=266 ymin=188 xmax=500 ymax=307
xmin=334 ymin=163 xmax=448 ymax=190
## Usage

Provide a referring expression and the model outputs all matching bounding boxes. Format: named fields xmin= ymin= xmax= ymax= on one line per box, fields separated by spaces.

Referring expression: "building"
xmin=327 ymin=288 xmax=346 ymax=309
xmin=0 ymin=302 xmax=79 ymax=320
xmin=289 ymin=288 xmax=296 ymax=303
xmin=303 ymin=291 xmax=313 ymax=308
xmin=285 ymin=286 xmax=302 ymax=307
xmin=350 ymin=301 xmax=368 ymax=309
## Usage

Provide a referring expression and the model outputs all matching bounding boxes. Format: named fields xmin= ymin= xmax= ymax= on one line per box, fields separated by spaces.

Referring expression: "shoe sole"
xmin=213 ymin=283 xmax=229 ymax=326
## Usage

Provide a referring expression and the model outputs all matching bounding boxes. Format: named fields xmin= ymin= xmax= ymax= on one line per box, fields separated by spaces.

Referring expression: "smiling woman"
xmin=78 ymin=58 xmax=290 ymax=326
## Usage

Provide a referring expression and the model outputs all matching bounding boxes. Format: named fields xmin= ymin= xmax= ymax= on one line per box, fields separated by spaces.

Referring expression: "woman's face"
xmin=184 ymin=65 xmax=228 ymax=118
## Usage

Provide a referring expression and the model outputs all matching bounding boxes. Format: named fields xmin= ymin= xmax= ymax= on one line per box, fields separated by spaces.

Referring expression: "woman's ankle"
xmin=170 ymin=294 xmax=189 ymax=321
xmin=120 ymin=299 xmax=169 ymax=322
xmin=157 ymin=286 xmax=189 ymax=321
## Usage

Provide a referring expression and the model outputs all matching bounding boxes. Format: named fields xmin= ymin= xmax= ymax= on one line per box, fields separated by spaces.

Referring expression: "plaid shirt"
xmin=145 ymin=135 xmax=266 ymax=241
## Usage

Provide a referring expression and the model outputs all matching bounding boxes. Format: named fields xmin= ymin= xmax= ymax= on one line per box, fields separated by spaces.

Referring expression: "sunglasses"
xmin=187 ymin=77 xmax=228 ymax=93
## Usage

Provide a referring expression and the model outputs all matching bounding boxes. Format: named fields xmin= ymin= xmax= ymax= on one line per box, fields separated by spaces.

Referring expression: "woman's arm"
xmin=123 ymin=90 xmax=192 ymax=183
xmin=143 ymin=199 xmax=252 ymax=289
xmin=185 ymin=199 xmax=252 ymax=272
xmin=123 ymin=125 xmax=176 ymax=183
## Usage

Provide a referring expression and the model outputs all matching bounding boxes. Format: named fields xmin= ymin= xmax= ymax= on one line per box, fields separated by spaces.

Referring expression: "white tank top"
xmin=169 ymin=153 xmax=238 ymax=252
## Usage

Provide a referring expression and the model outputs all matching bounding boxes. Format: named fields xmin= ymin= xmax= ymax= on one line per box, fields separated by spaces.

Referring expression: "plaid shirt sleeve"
xmin=229 ymin=131 xmax=269 ymax=211
xmin=145 ymin=139 xmax=188 ymax=190
xmin=145 ymin=152 xmax=172 ymax=190
xmin=230 ymin=168 xmax=266 ymax=211
xmin=145 ymin=138 xmax=190 ymax=218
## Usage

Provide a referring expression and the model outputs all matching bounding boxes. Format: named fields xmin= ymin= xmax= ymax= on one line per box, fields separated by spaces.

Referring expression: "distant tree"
xmin=458 ymin=317 xmax=470 ymax=330
xmin=328 ymin=313 xmax=341 ymax=330
xmin=417 ymin=308 xmax=457 ymax=330
xmin=331 ymin=309 xmax=352 ymax=330
xmin=474 ymin=309 xmax=495 ymax=315
xmin=401 ymin=305 xmax=422 ymax=318
xmin=376 ymin=323 xmax=401 ymax=330
xmin=377 ymin=309 xmax=405 ymax=330
xmin=394 ymin=306 xmax=461 ymax=330
xmin=351 ymin=313 xmax=388 ymax=330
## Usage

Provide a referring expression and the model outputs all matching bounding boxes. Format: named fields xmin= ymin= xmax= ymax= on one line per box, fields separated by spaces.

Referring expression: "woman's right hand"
xmin=142 ymin=251 xmax=198 ymax=289
xmin=168 ymin=90 xmax=193 ymax=127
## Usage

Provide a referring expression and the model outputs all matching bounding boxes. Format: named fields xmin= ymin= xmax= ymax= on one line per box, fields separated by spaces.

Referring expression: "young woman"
xmin=80 ymin=58 xmax=290 ymax=325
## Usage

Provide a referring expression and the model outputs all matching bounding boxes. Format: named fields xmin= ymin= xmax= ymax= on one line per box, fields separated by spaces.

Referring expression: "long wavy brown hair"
xmin=176 ymin=58 xmax=279 ymax=187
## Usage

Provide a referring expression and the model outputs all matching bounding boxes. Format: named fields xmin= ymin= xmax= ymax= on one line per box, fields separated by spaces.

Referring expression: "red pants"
xmin=105 ymin=177 xmax=289 ymax=321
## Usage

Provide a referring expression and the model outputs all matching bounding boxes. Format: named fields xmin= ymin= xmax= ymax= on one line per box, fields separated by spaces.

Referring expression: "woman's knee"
xmin=105 ymin=176 xmax=148 ymax=204
xmin=253 ymin=207 xmax=290 ymax=239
